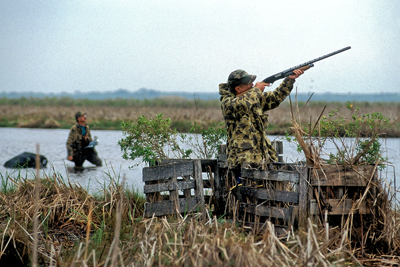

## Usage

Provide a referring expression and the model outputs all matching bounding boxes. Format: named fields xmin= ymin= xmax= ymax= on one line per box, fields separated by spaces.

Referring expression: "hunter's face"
xmin=235 ymin=83 xmax=253 ymax=95
xmin=78 ymin=115 xmax=87 ymax=123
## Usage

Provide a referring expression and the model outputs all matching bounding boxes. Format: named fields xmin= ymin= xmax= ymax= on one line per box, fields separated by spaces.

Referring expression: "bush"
xmin=118 ymin=113 xmax=227 ymax=166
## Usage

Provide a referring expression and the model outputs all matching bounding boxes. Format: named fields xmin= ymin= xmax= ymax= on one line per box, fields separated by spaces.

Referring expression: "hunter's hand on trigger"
xmin=255 ymin=82 xmax=270 ymax=92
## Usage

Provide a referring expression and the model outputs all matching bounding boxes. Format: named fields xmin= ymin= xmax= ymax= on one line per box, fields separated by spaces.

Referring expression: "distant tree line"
xmin=1 ymin=88 xmax=400 ymax=102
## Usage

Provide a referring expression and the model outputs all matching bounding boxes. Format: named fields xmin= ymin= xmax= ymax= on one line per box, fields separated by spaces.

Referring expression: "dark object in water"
xmin=4 ymin=152 xmax=48 ymax=169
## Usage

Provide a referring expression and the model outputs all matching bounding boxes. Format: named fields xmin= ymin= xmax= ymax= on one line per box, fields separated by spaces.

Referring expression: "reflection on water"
xmin=66 ymin=165 xmax=99 ymax=173
xmin=0 ymin=128 xmax=399 ymax=198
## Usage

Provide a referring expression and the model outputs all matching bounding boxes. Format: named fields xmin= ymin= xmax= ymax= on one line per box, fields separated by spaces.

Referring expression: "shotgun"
xmin=262 ymin=46 xmax=351 ymax=84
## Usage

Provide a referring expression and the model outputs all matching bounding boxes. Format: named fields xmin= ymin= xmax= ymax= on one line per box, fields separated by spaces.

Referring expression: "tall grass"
xmin=0 ymin=165 xmax=399 ymax=266
xmin=0 ymin=167 xmax=146 ymax=266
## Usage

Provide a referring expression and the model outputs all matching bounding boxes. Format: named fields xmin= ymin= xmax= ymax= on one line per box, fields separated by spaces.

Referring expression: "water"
xmin=0 ymin=128 xmax=399 ymax=197
xmin=0 ymin=128 xmax=144 ymax=193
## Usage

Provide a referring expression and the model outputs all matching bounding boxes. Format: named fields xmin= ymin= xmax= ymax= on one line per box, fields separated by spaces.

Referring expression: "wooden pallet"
xmin=309 ymin=164 xmax=378 ymax=224
xmin=238 ymin=164 xmax=308 ymax=229
xmin=143 ymin=160 xmax=205 ymax=217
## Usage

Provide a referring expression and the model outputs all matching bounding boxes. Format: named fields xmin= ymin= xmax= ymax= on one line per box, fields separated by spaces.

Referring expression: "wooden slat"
xmin=144 ymin=180 xmax=195 ymax=194
xmin=144 ymin=197 xmax=199 ymax=217
xmin=291 ymin=205 xmax=299 ymax=224
xmin=239 ymin=187 xmax=299 ymax=203
xmin=240 ymin=203 xmax=291 ymax=220
xmin=298 ymin=167 xmax=309 ymax=228
xmin=241 ymin=169 xmax=300 ymax=183
xmin=176 ymin=179 xmax=212 ymax=188
xmin=169 ymin=169 xmax=180 ymax=208
xmin=309 ymin=199 xmax=371 ymax=215
xmin=272 ymin=141 xmax=283 ymax=154
xmin=310 ymin=165 xmax=376 ymax=187
xmin=143 ymin=161 xmax=194 ymax=182
xmin=272 ymin=162 xmax=300 ymax=171
xmin=217 ymin=154 xmax=228 ymax=168
xmin=159 ymin=159 xmax=217 ymax=172
xmin=194 ymin=160 xmax=205 ymax=211
xmin=213 ymin=163 xmax=226 ymax=217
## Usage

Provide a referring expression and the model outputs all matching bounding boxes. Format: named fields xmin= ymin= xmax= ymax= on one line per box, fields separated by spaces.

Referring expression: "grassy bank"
xmin=1 ymin=97 xmax=400 ymax=136
xmin=0 ymin=168 xmax=399 ymax=266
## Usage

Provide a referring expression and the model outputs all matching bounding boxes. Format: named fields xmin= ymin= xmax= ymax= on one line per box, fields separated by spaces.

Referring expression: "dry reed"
xmin=285 ymin=93 xmax=400 ymax=265
xmin=0 ymin=166 xmax=399 ymax=266
xmin=1 ymin=99 xmax=400 ymax=135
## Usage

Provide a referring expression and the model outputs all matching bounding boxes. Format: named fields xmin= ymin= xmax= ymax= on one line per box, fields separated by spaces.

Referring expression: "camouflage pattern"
xmin=219 ymin=77 xmax=295 ymax=169
xmin=227 ymin=69 xmax=257 ymax=88
xmin=66 ymin=124 xmax=102 ymax=166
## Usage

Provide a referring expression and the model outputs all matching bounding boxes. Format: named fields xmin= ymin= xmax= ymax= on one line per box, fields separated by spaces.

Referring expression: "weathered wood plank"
xmin=182 ymin=176 xmax=192 ymax=199
xmin=240 ymin=203 xmax=291 ymax=220
xmin=309 ymin=199 xmax=371 ymax=215
xmin=217 ymin=154 xmax=228 ymax=168
xmin=298 ymin=167 xmax=309 ymax=228
xmin=241 ymin=169 xmax=300 ymax=183
xmin=143 ymin=161 xmax=194 ymax=182
xmin=213 ymin=165 xmax=227 ymax=217
xmin=239 ymin=187 xmax=299 ymax=203
xmin=291 ymin=205 xmax=299 ymax=225
xmin=194 ymin=160 xmax=205 ymax=211
xmin=169 ymin=170 xmax=180 ymax=209
xmin=273 ymin=163 xmax=302 ymax=171
xmin=159 ymin=159 xmax=217 ymax=172
xmin=272 ymin=141 xmax=283 ymax=154
xmin=310 ymin=165 xmax=377 ymax=187
xmin=144 ymin=197 xmax=199 ymax=217
xmin=144 ymin=180 xmax=196 ymax=194
xmin=175 ymin=178 xmax=212 ymax=188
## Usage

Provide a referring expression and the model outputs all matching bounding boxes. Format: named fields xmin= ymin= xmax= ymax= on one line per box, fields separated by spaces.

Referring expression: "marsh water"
xmin=0 ymin=128 xmax=399 ymax=198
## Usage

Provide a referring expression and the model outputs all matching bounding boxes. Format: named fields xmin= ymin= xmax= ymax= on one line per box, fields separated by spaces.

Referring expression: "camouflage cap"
xmin=227 ymin=69 xmax=257 ymax=87
xmin=75 ymin=111 xmax=86 ymax=121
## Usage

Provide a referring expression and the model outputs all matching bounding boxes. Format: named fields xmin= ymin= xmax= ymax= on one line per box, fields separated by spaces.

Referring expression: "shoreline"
xmin=1 ymin=101 xmax=400 ymax=137
xmin=2 ymin=124 xmax=400 ymax=138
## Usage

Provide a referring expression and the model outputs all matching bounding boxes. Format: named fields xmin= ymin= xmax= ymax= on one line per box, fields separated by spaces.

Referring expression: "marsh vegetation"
xmin=1 ymin=97 xmax=400 ymax=137
xmin=0 ymin=168 xmax=399 ymax=266
xmin=1 ymin=97 xmax=400 ymax=266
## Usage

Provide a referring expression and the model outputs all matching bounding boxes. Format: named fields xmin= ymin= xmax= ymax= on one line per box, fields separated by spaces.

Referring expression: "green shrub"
xmin=118 ymin=113 xmax=227 ymax=166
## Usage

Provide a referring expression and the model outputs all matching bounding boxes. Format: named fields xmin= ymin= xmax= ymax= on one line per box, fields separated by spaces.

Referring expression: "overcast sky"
xmin=1 ymin=0 xmax=399 ymax=95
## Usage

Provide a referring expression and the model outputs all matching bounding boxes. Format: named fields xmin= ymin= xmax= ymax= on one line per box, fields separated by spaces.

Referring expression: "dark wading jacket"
xmin=66 ymin=124 xmax=95 ymax=161
xmin=219 ymin=78 xmax=295 ymax=169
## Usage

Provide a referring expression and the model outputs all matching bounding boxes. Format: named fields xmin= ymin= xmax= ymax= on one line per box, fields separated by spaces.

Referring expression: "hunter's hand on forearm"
xmin=67 ymin=156 xmax=73 ymax=161
xmin=288 ymin=69 xmax=304 ymax=80
xmin=255 ymin=82 xmax=270 ymax=92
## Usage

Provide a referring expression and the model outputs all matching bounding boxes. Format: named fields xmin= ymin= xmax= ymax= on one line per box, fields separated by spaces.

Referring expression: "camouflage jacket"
xmin=66 ymin=123 xmax=93 ymax=158
xmin=219 ymin=78 xmax=295 ymax=169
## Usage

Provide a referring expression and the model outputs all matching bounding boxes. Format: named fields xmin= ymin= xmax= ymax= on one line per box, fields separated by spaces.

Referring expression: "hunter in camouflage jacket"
xmin=66 ymin=123 xmax=101 ymax=166
xmin=219 ymin=77 xmax=295 ymax=170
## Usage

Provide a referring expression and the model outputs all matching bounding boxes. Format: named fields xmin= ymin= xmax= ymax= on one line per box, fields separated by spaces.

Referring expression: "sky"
xmin=1 ymin=0 xmax=400 ymax=95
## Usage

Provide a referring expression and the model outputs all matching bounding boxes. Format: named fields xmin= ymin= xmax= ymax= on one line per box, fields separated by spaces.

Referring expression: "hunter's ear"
xmin=234 ymin=85 xmax=241 ymax=94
